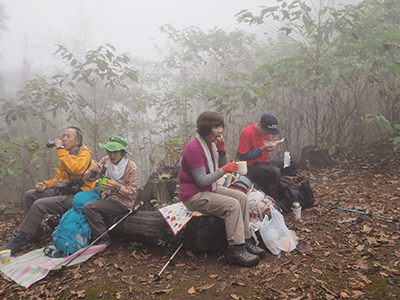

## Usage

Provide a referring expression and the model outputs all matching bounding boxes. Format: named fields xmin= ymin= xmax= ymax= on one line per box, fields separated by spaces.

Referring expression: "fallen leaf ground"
xmin=1 ymin=142 xmax=400 ymax=299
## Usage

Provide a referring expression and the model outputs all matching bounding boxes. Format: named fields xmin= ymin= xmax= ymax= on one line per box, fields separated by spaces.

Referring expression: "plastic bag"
xmin=248 ymin=190 xmax=275 ymax=232
xmin=260 ymin=206 xmax=296 ymax=255
xmin=284 ymin=151 xmax=291 ymax=168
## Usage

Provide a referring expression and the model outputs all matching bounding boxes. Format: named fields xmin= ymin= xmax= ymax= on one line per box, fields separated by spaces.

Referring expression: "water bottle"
xmin=291 ymin=201 xmax=302 ymax=220
xmin=43 ymin=247 xmax=62 ymax=258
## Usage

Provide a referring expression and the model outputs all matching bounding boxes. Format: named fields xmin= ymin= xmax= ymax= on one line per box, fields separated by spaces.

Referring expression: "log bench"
xmin=111 ymin=210 xmax=228 ymax=252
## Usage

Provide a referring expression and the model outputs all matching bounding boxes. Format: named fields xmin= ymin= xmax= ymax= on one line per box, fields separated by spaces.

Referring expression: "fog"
xmin=0 ymin=0 xmax=362 ymax=75
xmin=0 ymin=0 xmax=385 ymax=191
xmin=0 ymin=0 xmax=270 ymax=73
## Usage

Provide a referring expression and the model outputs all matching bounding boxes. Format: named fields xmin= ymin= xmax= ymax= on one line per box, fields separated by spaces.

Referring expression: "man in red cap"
xmin=237 ymin=114 xmax=284 ymax=199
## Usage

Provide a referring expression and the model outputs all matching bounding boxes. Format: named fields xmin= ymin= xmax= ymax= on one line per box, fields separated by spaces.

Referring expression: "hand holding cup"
xmin=99 ymin=178 xmax=119 ymax=191
xmin=35 ymin=182 xmax=46 ymax=192
xmin=98 ymin=178 xmax=109 ymax=190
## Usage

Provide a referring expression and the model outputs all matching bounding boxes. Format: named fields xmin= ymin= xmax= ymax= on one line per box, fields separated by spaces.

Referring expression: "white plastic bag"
xmin=260 ymin=206 xmax=296 ymax=255
xmin=284 ymin=151 xmax=291 ymax=168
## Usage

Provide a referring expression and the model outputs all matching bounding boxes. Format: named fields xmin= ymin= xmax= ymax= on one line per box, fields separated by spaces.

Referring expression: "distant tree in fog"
xmin=236 ymin=0 xmax=400 ymax=152
xmin=0 ymin=1 xmax=8 ymax=38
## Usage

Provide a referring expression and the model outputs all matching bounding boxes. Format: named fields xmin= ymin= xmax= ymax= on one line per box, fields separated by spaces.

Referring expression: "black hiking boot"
xmin=245 ymin=238 xmax=266 ymax=258
xmin=226 ymin=244 xmax=260 ymax=267
xmin=0 ymin=233 xmax=30 ymax=254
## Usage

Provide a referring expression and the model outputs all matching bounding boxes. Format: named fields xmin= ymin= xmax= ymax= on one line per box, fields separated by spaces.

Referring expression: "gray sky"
xmin=0 ymin=0 xmax=362 ymax=73
xmin=0 ymin=0 xmax=268 ymax=72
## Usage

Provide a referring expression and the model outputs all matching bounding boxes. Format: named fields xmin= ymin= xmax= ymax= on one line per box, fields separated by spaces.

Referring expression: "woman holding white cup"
xmin=178 ymin=111 xmax=265 ymax=267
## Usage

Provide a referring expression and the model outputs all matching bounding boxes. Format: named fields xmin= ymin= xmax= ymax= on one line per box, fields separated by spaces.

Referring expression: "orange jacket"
xmin=43 ymin=144 xmax=95 ymax=191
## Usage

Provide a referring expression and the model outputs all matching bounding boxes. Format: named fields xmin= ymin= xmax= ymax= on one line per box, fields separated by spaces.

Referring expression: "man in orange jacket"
xmin=0 ymin=126 xmax=95 ymax=253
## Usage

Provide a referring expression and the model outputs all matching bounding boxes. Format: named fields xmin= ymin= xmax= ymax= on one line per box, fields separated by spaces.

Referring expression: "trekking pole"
xmin=154 ymin=240 xmax=185 ymax=281
xmin=329 ymin=206 xmax=400 ymax=222
xmin=61 ymin=201 xmax=143 ymax=269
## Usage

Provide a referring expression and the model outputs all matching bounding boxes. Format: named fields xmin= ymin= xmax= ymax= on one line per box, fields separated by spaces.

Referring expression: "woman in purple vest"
xmin=178 ymin=111 xmax=266 ymax=267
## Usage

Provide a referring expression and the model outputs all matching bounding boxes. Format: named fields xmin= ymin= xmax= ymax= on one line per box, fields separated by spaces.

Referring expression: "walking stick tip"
xmin=154 ymin=274 xmax=161 ymax=281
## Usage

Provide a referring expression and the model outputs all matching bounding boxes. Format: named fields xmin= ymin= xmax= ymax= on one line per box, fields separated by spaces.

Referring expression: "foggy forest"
xmin=1 ymin=0 xmax=399 ymax=204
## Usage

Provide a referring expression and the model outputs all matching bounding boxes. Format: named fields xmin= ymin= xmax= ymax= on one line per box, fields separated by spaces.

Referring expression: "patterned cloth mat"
xmin=158 ymin=202 xmax=205 ymax=235
xmin=0 ymin=244 xmax=106 ymax=288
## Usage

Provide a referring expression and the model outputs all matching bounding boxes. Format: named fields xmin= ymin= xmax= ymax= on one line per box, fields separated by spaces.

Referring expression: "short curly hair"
xmin=196 ymin=111 xmax=225 ymax=137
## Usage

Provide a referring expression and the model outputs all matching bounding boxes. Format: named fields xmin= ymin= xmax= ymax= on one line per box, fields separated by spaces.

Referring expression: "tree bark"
xmin=298 ymin=145 xmax=334 ymax=169
xmin=110 ymin=210 xmax=228 ymax=252
xmin=111 ymin=211 xmax=172 ymax=245
xmin=135 ymin=166 xmax=180 ymax=210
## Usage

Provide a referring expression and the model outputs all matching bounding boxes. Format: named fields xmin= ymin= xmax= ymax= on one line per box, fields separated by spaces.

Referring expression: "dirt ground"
xmin=1 ymin=142 xmax=400 ymax=300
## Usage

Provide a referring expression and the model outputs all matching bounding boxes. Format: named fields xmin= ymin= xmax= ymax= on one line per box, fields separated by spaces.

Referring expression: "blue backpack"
xmin=52 ymin=190 xmax=101 ymax=256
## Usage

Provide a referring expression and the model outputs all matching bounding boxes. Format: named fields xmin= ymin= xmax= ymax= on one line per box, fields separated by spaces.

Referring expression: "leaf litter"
xmin=0 ymin=143 xmax=400 ymax=298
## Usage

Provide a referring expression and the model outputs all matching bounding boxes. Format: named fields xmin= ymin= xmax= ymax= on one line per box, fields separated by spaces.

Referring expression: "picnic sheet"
xmin=0 ymin=244 xmax=106 ymax=288
xmin=158 ymin=202 xmax=205 ymax=235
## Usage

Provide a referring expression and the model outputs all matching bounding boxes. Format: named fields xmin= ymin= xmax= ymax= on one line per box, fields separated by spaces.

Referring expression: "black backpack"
xmin=277 ymin=174 xmax=315 ymax=214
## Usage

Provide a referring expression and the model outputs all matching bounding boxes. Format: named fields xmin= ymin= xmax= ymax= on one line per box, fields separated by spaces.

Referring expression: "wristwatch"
xmin=218 ymin=149 xmax=227 ymax=156
xmin=57 ymin=145 xmax=65 ymax=150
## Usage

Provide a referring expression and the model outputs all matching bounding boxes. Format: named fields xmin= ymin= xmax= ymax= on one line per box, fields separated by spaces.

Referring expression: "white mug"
xmin=237 ymin=161 xmax=247 ymax=175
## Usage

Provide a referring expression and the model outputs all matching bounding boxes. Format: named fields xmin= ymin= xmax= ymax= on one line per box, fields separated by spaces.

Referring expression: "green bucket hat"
xmin=99 ymin=136 xmax=132 ymax=155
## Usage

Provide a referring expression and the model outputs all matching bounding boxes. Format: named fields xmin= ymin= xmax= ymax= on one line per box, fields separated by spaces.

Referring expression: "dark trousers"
xmin=20 ymin=188 xmax=74 ymax=235
xmin=247 ymin=159 xmax=283 ymax=186
xmin=247 ymin=157 xmax=297 ymax=195
xmin=84 ymin=199 xmax=129 ymax=240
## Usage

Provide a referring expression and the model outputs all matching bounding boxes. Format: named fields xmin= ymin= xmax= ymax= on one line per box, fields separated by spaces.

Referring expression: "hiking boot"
xmin=245 ymin=238 xmax=266 ymax=258
xmin=28 ymin=226 xmax=46 ymax=243
xmin=226 ymin=244 xmax=260 ymax=267
xmin=0 ymin=233 xmax=30 ymax=253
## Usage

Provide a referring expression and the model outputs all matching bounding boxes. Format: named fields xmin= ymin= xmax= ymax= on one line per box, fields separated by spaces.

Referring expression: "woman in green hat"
xmin=84 ymin=136 xmax=138 ymax=245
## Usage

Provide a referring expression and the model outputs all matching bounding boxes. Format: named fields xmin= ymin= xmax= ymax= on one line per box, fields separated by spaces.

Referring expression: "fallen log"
xmin=184 ymin=215 xmax=227 ymax=252
xmin=109 ymin=166 xmax=231 ymax=252
xmin=110 ymin=211 xmax=172 ymax=245
xmin=110 ymin=209 xmax=228 ymax=252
